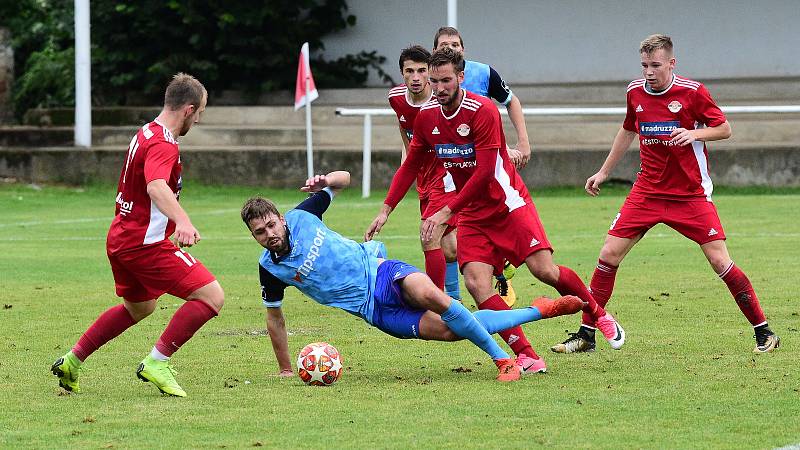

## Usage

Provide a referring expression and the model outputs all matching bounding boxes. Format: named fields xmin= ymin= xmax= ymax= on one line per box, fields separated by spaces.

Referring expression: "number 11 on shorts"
xmin=174 ymin=249 xmax=197 ymax=267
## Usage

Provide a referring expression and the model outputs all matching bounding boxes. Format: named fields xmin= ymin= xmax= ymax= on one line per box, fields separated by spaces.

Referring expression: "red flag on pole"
xmin=294 ymin=42 xmax=319 ymax=110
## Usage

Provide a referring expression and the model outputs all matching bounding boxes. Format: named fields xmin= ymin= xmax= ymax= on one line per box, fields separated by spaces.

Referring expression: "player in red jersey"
xmin=434 ymin=26 xmax=530 ymax=305
xmin=552 ymin=34 xmax=779 ymax=354
xmin=372 ymin=47 xmax=625 ymax=375
xmin=383 ymin=45 xmax=461 ymax=302
xmin=51 ymin=74 xmax=225 ymax=397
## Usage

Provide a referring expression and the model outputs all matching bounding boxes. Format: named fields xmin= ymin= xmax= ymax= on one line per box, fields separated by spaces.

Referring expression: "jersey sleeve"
xmin=447 ymin=107 xmax=502 ymax=213
xmin=385 ymin=119 xmax=428 ymax=208
xmin=260 ymin=264 xmax=287 ymax=308
xmin=487 ymin=67 xmax=513 ymax=105
xmin=692 ymin=84 xmax=726 ymax=127
xmin=472 ymin=105 xmax=503 ymax=151
xmin=622 ymin=90 xmax=637 ymax=132
xmin=294 ymin=188 xmax=334 ymax=219
xmin=143 ymin=141 xmax=179 ymax=183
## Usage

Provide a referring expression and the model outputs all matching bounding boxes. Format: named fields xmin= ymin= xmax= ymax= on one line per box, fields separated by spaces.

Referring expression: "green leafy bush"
xmin=1 ymin=0 xmax=391 ymax=116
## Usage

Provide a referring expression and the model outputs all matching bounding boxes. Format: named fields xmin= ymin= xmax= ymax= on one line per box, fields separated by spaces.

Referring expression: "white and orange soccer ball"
xmin=296 ymin=342 xmax=343 ymax=386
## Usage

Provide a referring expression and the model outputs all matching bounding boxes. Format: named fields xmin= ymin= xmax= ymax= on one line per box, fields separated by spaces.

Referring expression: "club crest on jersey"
xmin=457 ymin=123 xmax=470 ymax=136
xmin=668 ymin=101 xmax=682 ymax=113
xmin=640 ymin=121 xmax=679 ymax=136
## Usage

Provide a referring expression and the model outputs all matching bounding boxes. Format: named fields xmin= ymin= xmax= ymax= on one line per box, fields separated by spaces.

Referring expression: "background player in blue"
xmin=240 ymin=171 xmax=584 ymax=382
xmin=434 ymin=26 xmax=528 ymax=305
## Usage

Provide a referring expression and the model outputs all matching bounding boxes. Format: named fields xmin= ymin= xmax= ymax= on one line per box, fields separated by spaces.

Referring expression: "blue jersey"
xmin=462 ymin=60 xmax=513 ymax=106
xmin=258 ymin=189 xmax=386 ymax=324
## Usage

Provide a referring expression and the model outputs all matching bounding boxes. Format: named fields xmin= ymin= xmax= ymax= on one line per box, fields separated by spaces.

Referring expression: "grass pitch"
xmin=0 ymin=182 xmax=798 ymax=449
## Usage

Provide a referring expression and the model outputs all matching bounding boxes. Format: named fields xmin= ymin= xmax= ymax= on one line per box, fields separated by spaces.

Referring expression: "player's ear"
xmin=183 ymin=103 xmax=196 ymax=118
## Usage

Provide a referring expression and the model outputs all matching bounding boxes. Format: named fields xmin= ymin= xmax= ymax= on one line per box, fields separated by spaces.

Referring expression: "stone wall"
xmin=0 ymin=28 xmax=13 ymax=123
xmin=2 ymin=146 xmax=798 ymax=189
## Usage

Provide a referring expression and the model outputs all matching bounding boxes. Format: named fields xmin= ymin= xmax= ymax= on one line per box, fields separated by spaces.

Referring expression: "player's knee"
xmin=124 ymin=300 xmax=156 ymax=322
xmin=190 ymin=283 xmax=225 ymax=313
xmin=421 ymin=286 xmax=450 ymax=312
xmin=463 ymin=275 xmax=490 ymax=298
xmin=707 ymin=255 xmax=730 ymax=274
xmin=529 ymin=264 xmax=559 ymax=285
xmin=599 ymin=241 xmax=628 ymax=265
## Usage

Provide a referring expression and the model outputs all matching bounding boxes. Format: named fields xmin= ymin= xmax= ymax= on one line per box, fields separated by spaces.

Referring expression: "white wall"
xmin=321 ymin=0 xmax=800 ymax=86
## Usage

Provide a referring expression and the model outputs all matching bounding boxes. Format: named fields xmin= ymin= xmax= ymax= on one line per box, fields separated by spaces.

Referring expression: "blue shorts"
xmin=370 ymin=260 xmax=425 ymax=339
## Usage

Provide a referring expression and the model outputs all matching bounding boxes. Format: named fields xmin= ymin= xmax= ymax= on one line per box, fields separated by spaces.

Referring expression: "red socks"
xmin=720 ymin=262 xmax=767 ymax=326
xmin=423 ymin=249 xmax=446 ymax=290
xmin=583 ymin=259 xmax=618 ymax=326
xmin=72 ymin=304 xmax=136 ymax=362
xmin=479 ymin=294 xmax=539 ymax=359
xmin=554 ymin=265 xmax=605 ymax=320
xmin=155 ymin=300 xmax=219 ymax=357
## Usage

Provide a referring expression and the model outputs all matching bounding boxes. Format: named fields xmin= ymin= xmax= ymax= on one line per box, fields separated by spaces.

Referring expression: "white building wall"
xmin=322 ymin=0 xmax=800 ymax=86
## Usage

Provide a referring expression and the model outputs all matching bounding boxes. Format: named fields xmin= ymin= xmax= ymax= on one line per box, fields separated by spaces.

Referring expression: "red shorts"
xmin=457 ymin=203 xmax=552 ymax=274
xmin=108 ymin=240 xmax=217 ymax=302
xmin=421 ymin=189 xmax=458 ymax=231
xmin=609 ymin=193 xmax=726 ymax=244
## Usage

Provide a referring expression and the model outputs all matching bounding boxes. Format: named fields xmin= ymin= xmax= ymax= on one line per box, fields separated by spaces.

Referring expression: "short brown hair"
xmin=164 ymin=73 xmax=206 ymax=111
xmin=433 ymin=26 xmax=463 ymax=49
xmin=640 ymin=34 xmax=673 ymax=55
xmin=399 ymin=45 xmax=431 ymax=71
xmin=429 ymin=46 xmax=465 ymax=73
xmin=241 ymin=197 xmax=281 ymax=230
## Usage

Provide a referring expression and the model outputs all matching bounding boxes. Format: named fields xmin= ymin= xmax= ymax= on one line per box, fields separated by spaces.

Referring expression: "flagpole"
xmin=305 ymin=73 xmax=313 ymax=179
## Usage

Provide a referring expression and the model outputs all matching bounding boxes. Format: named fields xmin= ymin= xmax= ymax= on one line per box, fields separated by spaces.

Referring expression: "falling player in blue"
xmin=241 ymin=170 xmax=584 ymax=382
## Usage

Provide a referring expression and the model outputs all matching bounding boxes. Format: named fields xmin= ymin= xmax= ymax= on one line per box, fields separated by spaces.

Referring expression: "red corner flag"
xmin=294 ymin=42 xmax=319 ymax=110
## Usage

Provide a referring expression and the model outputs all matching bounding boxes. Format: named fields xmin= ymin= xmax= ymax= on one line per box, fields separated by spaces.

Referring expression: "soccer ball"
xmin=296 ymin=342 xmax=343 ymax=386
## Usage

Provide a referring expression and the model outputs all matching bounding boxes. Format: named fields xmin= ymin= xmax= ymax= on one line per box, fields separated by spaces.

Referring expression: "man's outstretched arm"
xmin=301 ymin=170 xmax=351 ymax=195
xmin=265 ymin=307 xmax=293 ymax=376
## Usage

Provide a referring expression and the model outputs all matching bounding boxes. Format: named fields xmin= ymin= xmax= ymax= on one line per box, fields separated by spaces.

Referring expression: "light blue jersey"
xmin=461 ymin=60 xmax=513 ymax=106
xmin=462 ymin=60 xmax=491 ymax=97
xmin=259 ymin=206 xmax=386 ymax=324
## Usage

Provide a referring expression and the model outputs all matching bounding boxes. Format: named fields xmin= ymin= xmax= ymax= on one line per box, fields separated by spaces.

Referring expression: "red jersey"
xmin=107 ymin=120 xmax=182 ymax=254
xmin=387 ymin=85 xmax=443 ymax=197
xmin=623 ymin=75 xmax=727 ymax=200
xmin=386 ymin=90 xmax=530 ymax=224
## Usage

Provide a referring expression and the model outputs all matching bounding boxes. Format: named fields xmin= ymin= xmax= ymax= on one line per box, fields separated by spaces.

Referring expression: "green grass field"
xmin=1 ymin=182 xmax=798 ymax=449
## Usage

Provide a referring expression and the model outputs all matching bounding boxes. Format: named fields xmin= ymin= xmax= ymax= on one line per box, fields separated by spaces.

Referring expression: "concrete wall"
xmin=3 ymin=146 xmax=798 ymax=189
xmin=0 ymin=28 xmax=13 ymax=123
xmin=322 ymin=0 xmax=800 ymax=86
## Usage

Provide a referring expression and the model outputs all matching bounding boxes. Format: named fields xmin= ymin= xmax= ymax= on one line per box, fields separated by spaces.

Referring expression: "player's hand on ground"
xmin=669 ymin=127 xmax=697 ymax=146
xmin=421 ymin=208 xmax=451 ymax=242
xmin=300 ymin=174 xmax=328 ymax=193
xmin=364 ymin=213 xmax=388 ymax=241
xmin=585 ymin=171 xmax=608 ymax=197
xmin=174 ymin=220 xmax=200 ymax=247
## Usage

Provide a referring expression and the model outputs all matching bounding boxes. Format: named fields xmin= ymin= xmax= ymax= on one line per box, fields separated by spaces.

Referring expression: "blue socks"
xmin=440 ymin=300 xmax=509 ymax=361
xmin=473 ymin=307 xmax=542 ymax=334
xmin=445 ymin=261 xmax=460 ymax=300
